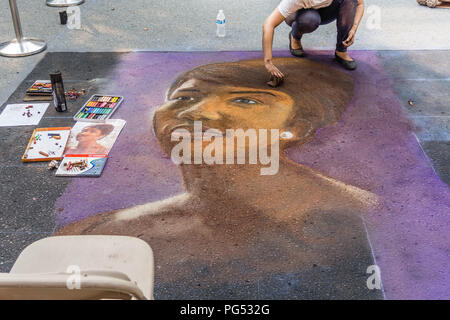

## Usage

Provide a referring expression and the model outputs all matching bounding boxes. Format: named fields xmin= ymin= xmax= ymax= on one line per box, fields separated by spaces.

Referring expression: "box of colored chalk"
xmin=73 ymin=94 xmax=124 ymax=122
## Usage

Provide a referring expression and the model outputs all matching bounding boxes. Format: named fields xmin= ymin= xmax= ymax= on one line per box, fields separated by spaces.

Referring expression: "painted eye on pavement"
xmin=233 ymin=98 xmax=258 ymax=104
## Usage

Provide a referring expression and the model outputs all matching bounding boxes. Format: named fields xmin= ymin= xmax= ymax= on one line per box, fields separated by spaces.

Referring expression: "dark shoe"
xmin=334 ymin=52 xmax=357 ymax=70
xmin=289 ymin=32 xmax=305 ymax=57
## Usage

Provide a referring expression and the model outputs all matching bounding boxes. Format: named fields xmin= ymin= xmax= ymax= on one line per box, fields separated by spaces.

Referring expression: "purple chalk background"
xmin=54 ymin=51 xmax=450 ymax=299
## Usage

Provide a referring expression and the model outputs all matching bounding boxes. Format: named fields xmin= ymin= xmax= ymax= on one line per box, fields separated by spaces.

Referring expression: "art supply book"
xmin=22 ymin=127 xmax=71 ymax=162
xmin=64 ymin=119 xmax=126 ymax=155
xmin=55 ymin=154 xmax=108 ymax=177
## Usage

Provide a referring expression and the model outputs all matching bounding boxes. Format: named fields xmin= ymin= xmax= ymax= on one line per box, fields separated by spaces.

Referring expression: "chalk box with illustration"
xmin=55 ymin=154 xmax=108 ymax=177
xmin=26 ymin=80 xmax=52 ymax=96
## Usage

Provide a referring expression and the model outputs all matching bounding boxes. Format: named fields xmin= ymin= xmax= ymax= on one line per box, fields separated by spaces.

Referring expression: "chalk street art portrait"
xmin=57 ymin=58 xmax=382 ymax=299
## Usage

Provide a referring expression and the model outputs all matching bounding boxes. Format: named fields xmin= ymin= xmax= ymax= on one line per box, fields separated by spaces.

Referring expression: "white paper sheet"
xmin=0 ymin=103 xmax=49 ymax=126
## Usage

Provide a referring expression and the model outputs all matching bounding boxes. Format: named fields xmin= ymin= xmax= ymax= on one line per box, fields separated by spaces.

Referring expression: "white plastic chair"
xmin=0 ymin=235 xmax=154 ymax=300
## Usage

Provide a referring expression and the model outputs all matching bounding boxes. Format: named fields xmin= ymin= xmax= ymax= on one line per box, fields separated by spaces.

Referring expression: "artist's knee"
xmin=341 ymin=0 xmax=357 ymax=8
xmin=295 ymin=10 xmax=321 ymax=33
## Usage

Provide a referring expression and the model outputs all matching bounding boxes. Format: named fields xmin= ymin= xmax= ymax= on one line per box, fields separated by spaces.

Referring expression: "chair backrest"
xmin=9 ymin=235 xmax=155 ymax=299
xmin=0 ymin=270 xmax=147 ymax=300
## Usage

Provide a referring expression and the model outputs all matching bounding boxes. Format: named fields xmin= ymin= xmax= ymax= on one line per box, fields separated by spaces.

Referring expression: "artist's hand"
xmin=265 ymin=60 xmax=284 ymax=80
xmin=342 ymin=27 xmax=357 ymax=48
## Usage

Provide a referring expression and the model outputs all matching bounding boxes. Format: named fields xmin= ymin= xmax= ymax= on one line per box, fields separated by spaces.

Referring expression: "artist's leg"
xmin=317 ymin=0 xmax=357 ymax=60
xmin=291 ymin=9 xmax=321 ymax=49
xmin=335 ymin=0 xmax=357 ymax=54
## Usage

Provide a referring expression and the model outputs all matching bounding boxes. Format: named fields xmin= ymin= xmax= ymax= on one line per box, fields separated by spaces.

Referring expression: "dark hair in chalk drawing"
xmin=168 ymin=58 xmax=354 ymax=139
xmin=87 ymin=124 xmax=114 ymax=137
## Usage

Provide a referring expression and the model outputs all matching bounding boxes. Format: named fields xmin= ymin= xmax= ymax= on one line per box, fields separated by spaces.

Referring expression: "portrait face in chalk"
xmin=56 ymin=58 xmax=379 ymax=299
xmin=153 ymin=58 xmax=354 ymax=157
xmin=76 ymin=124 xmax=114 ymax=144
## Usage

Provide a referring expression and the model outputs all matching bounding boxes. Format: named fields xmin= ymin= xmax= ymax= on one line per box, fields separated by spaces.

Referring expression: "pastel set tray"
xmin=74 ymin=94 xmax=124 ymax=122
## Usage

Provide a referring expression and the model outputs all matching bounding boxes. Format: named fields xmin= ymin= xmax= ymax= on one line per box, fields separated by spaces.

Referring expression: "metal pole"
xmin=9 ymin=0 xmax=23 ymax=40
xmin=46 ymin=0 xmax=85 ymax=7
xmin=0 ymin=0 xmax=47 ymax=57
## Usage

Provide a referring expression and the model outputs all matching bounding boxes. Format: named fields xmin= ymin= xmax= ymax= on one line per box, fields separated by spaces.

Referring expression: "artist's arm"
xmin=343 ymin=0 xmax=365 ymax=48
xmin=262 ymin=8 xmax=286 ymax=80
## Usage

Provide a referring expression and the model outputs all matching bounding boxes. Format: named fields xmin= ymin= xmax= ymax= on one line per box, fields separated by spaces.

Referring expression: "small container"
xmin=50 ymin=71 xmax=68 ymax=112
xmin=59 ymin=11 xmax=68 ymax=25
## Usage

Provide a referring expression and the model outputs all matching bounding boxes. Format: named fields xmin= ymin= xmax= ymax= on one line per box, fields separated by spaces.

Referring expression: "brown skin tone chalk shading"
xmin=56 ymin=58 xmax=378 ymax=286
xmin=267 ymin=74 xmax=284 ymax=87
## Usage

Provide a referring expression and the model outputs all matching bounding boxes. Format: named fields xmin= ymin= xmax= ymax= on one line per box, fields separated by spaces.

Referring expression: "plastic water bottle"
xmin=216 ymin=10 xmax=226 ymax=37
